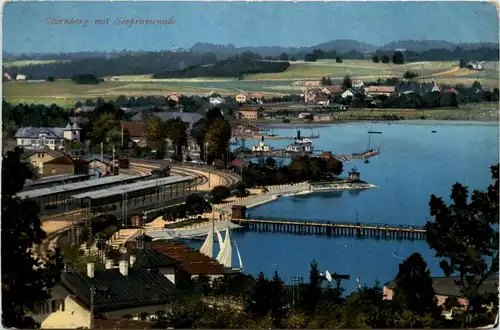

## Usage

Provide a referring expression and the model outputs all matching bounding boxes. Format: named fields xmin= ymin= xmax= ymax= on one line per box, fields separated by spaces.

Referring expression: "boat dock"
xmin=231 ymin=218 xmax=426 ymax=240
xmin=333 ymin=149 xmax=380 ymax=160
xmin=234 ymin=134 xmax=320 ymax=141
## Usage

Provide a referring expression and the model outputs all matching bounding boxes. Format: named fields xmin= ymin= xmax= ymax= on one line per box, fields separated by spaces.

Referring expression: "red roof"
xmin=231 ymin=159 xmax=249 ymax=167
xmin=323 ymin=86 xmax=343 ymax=94
xmin=446 ymin=88 xmax=458 ymax=94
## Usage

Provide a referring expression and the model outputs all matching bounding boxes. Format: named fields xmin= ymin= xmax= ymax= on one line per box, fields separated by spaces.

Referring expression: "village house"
xmin=167 ymin=94 xmax=180 ymax=104
xmin=15 ymin=73 xmax=27 ymax=81
xmin=235 ymin=93 xmax=247 ymax=104
xmin=341 ymin=88 xmax=357 ymax=99
xmin=74 ymin=106 xmax=97 ymax=114
xmin=365 ymin=86 xmax=396 ymax=97
xmin=14 ymin=123 xmax=82 ymax=151
xmin=304 ymin=89 xmax=329 ymax=104
xmin=209 ymin=96 xmax=225 ymax=106
xmin=30 ymin=239 xmax=181 ymax=329
xmin=315 ymin=95 xmax=330 ymax=106
xmin=298 ymin=112 xmax=312 ymax=119
xmin=87 ymin=158 xmax=112 ymax=177
xmin=383 ymin=275 xmax=498 ymax=317
xmin=122 ymin=122 xmax=147 ymax=148
xmin=321 ymin=86 xmax=344 ymax=96
xmin=313 ymin=114 xmax=334 ymax=122
xmin=352 ymin=79 xmax=364 ymax=88
xmin=23 ymin=149 xmax=89 ymax=177
xmin=131 ymin=112 xmax=203 ymax=129
xmin=234 ymin=106 xmax=263 ymax=120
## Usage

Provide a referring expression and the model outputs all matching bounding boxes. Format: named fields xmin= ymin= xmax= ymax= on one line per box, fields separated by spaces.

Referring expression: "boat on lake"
xmin=286 ymin=130 xmax=314 ymax=153
xmin=199 ymin=222 xmax=243 ymax=272
xmin=252 ymin=141 xmax=273 ymax=152
xmin=431 ymin=130 xmax=437 ymax=133
xmin=368 ymin=122 xmax=382 ymax=134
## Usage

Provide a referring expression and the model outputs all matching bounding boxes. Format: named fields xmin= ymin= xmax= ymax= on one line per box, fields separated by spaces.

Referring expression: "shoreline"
xmin=253 ymin=118 xmax=498 ymax=129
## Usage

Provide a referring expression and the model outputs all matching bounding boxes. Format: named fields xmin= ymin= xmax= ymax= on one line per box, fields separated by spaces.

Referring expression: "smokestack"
xmin=87 ymin=263 xmax=95 ymax=278
xmin=297 ymin=130 xmax=301 ymax=140
xmin=119 ymin=260 xmax=129 ymax=276
xmin=105 ymin=259 xmax=114 ymax=269
xmin=129 ymin=255 xmax=136 ymax=267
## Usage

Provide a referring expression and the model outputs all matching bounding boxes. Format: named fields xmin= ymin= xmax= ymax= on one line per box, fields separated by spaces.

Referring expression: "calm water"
xmin=202 ymin=121 xmax=499 ymax=292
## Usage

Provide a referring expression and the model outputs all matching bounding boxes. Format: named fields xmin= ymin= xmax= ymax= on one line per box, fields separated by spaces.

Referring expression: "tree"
xmin=304 ymin=53 xmax=317 ymax=62
xmin=204 ymin=118 xmax=231 ymax=163
xmin=403 ymin=71 xmax=418 ymax=80
xmin=2 ymin=148 xmax=63 ymax=328
xmin=381 ymin=55 xmax=390 ymax=64
xmin=279 ymin=52 xmax=289 ymax=61
xmin=393 ymin=51 xmax=405 ymax=64
xmin=300 ymin=260 xmax=323 ymax=313
xmin=372 ymin=56 xmax=380 ymax=63
xmin=321 ymin=77 xmax=332 ymax=86
xmin=424 ymin=164 xmax=499 ymax=320
xmin=185 ymin=193 xmax=208 ymax=216
xmin=472 ymin=80 xmax=482 ymax=91
xmin=269 ymin=271 xmax=287 ymax=327
xmin=210 ymin=185 xmax=231 ymax=204
xmin=336 ymin=56 xmax=343 ymax=63
xmin=91 ymin=112 xmax=119 ymax=144
xmin=191 ymin=118 xmax=209 ymax=160
xmin=392 ymin=253 xmax=439 ymax=316
xmin=342 ymin=75 xmax=353 ymax=91
xmin=459 ymin=59 xmax=467 ymax=68
xmin=146 ymin=117 xmax=167 ymax=151
xmin=164 ymin=117 xmax=188 ymax=157
xmin=46 ymin=76 xmax=55 ymax=82
xmin=245 ymin=272 xmax=271 ymax=317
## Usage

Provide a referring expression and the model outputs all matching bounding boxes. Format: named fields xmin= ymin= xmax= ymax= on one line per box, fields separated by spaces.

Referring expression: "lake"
xmin=203 ymin=121 xmax=499 ymax=292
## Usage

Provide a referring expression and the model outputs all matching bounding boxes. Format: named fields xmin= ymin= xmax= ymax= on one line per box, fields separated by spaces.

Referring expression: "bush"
xmin=170 ymin=154 xmax=182 ymax=162
xmin=210 ymin=185 xmax=231 ymax=204
xmin=185 ymin=155 xmax=192 ymax=162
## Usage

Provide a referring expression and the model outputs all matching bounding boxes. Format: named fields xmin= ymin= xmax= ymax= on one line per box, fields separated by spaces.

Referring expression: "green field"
xmin=3 ymin=60 xmax=70 ymax=68
xmin=3 ymin=60 xmax=498 ymax=108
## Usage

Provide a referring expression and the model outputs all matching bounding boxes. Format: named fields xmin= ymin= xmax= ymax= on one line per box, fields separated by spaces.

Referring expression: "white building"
xmin=14 ymin=123 xmax=81 ymax=151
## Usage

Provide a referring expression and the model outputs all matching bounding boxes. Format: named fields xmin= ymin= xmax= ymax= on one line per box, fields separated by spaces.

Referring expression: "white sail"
xmin=199 ymin=225 xmax=214 ymax=258
xmin=325 ymin=270 xmax=332 ymax=282
xmin=217 ymin=229 xmax=233 ymax=268
xmin=215 ymin=228 xmax=225 ymax=261
xmin=234 ymin=241 xmax=243 ymax=270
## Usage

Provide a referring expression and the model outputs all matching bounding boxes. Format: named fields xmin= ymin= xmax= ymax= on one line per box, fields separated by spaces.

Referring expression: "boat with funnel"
xmin=286 ymin=130 xmax=314 ymax=153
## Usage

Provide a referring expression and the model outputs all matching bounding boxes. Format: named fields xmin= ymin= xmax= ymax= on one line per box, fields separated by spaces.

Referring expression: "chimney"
xmin=119 ymin=260 xmax=129 ymax=276
xmin=87 ymin=263 xmax=95 ymax=278
xmin=105 ymin=259 xmax=114 ymax=269
xmin=129 ymin=255 xmax=136 ymax=267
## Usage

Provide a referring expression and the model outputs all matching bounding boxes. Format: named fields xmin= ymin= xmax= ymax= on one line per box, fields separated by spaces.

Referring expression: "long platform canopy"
xmin=71 ymin=175 xmax=195 ymax=200
xmin=17 ymin=174 xmax=145 ymax=199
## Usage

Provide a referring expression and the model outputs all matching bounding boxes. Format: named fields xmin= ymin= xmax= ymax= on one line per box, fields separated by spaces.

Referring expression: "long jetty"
xmin=332 ymin=149 xmax=380 ymax=160
xmin=234 ymin=134 xmax=320 ymax=141
xmin=231 ymin=217 xmax=426 ymax=240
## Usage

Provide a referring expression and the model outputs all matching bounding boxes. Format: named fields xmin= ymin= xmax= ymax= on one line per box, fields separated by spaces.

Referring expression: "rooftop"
xmin=152 ymin=241 xmax=227 ymax=275
xmin=61 ymin=267 xmax=180 ymax=312
xmin=386 ymin=275 xmax=498 ymax=297
xmin=71 ymin=175 xmax=194 ymax=200
xmin=133 ymin=247 xmax=179 ymax=269
xmin=16 ymin=174 xmax=142 ymax=199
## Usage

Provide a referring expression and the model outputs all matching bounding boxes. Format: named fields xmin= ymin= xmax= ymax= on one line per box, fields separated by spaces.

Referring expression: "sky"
xmin=2 ymin=1 xmax=499 ymax=53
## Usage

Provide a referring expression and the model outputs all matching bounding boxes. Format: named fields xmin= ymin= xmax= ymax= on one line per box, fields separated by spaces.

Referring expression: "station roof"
xmin=17 ymin=174 xmax=144 ymax=199
xmin=25 ymin=173 xmax=90 ymax=186
xmin=72 ymin=175 xmax=195 ymax=200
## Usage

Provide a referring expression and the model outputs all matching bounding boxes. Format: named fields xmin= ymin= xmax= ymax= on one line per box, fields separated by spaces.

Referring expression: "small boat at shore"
xmin=431 ymin=130 xmax=437 ymax=133
xmin=286 ymin=130 xmax=314 ymax=153
xmin=364 ymin=159 xmax=370 ymax=164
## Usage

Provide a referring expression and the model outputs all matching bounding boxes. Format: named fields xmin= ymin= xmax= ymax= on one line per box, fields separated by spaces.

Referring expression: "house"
xmin=365 ymin=86 xmax=396 ymax=97
xmin=3 ymin=72 xmax=12 ymax=81
xmin=23 ymin=149 xmax=89 ymax=177
xmin=298 ymin=112 xmax=312 ymax=119
xmin=234 ymin=106 xmax=263 ymax=120
xmin=304 ymin=89 xmax=328 ymax=104
xmin=315 ymin=95 xmax=330 ymax=106
xmin=314 ymin=114 xmax=334 ymax=122
xmin=167 ymin=94 xmax=180 ymax=104
xmin=383 ymin=275 xmax=498 ymax=313
xmin=131 ymin=112 xmax=203 ymax=129
xmin=247 ymin=93 xmax=265 ymax=104
xmin=304 ymin=81 xmax=321 ymax=87
xmin=15 ymin=124 xmax=82 ymax=151
xmin=431 ymin=81 xmax=442 ymax=93
xmin=342 ymin=88 xmax=357 ymax=99
xmin=321 ymin=86 xmax=344 ymax=95
xmin=352 ymin=79 xmax=364 ymax=88
xmin=30 ymin=258 xmax=180 ymax=328
xmin=235 ymin=93 xmax=247 ymax=104
xmin=209 ymin=96 xmax=225 ymax=106
xmin=74 ymin=106 xmax=96 ymax=114
xmin=15 ymin=73 xmax=26 ymax=81
xmin=122 ymin=122 xmax=147 ymax=148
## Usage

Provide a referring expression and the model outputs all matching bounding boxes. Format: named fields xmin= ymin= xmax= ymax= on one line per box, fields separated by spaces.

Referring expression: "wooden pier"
xmin=333 ymin=149 xmax=381 ymax=160
xmin=231 ymin=217 xmax=426 ymax=240
xmin=235 ymin=134 xmax=320 ymax=141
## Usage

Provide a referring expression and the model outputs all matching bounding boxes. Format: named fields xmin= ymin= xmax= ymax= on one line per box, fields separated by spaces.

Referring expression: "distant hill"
xmin=190 ymin=39 xmax=379 ymax=57
xmin=379 ymin=40 xmax=499 ymax=52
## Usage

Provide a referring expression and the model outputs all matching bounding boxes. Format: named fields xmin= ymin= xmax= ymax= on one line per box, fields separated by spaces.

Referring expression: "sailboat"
xmin=199 ymin=225 xmax=243 ymax=271
xmin=368 ymin=122 xmax=382 ymax=134
xmin=364 ymin=131 xmax=372 ymax=164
